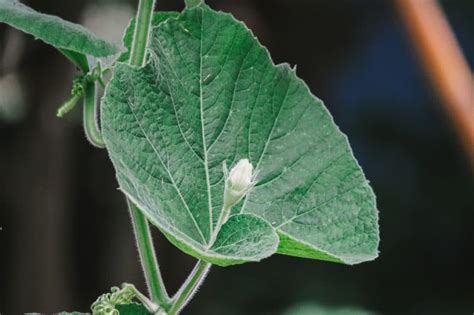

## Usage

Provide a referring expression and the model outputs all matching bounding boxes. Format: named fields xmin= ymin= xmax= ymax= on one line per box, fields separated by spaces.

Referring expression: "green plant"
xmin=0 ymin=0 xmax=379 ymax=314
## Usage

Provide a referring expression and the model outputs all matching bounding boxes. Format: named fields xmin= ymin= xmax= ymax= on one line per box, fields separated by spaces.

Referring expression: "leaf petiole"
xmin=168 ymin=260 xmax=211 ymax=315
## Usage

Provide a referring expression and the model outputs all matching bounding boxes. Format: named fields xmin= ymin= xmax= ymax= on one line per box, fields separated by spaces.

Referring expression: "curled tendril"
xmin=91 ymin=286 xmax=136 ymax=315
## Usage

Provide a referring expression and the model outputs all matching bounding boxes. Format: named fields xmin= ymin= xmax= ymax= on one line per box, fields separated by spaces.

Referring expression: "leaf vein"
xmin=125 ymin=100 xmax=207 ymax=244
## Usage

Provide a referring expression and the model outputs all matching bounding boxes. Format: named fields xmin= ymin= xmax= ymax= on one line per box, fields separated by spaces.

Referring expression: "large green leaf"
xmin=102 ymin=4 xmax=379 ymax=266
xmin=0 ymin=0 xmax=119 ymax=57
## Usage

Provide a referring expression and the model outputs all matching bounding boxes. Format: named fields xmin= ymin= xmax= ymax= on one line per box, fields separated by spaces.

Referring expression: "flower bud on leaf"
xmin=223 ymin=159 xmax=256 ymax=208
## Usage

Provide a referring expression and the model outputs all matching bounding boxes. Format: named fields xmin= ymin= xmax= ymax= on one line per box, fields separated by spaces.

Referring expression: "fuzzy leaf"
xmin=102 ymin=4 xmax=379 ymax=266
xmin=0 ymin=0 xmax=119 ymax=57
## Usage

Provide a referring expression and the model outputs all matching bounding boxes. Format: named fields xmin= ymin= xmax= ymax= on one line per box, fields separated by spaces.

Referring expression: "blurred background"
xmin=0 ymin=0 xmax=473 ymax=314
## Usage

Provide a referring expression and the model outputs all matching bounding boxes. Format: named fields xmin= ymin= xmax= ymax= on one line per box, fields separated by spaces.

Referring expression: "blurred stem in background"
xmin=396 ymin=0 xmax=474 ymax=168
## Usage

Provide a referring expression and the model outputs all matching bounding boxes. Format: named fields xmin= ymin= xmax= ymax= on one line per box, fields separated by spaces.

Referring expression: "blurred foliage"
xmin=284 ymin=303 xmax=376 ymax=315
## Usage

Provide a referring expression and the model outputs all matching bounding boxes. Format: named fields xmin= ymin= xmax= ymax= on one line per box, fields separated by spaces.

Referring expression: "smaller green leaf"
xmin=117 ymin=12 xmax=179 ymax=63
xmin=0 ymin=0 xmax=120 ymax=57
xmin=155 ymin=213 xmax=279 ymax=266
xmin=116 ymin=303 xmax=150 ymax=315
xmin=209 ymin=214 xmax=279 ymax=265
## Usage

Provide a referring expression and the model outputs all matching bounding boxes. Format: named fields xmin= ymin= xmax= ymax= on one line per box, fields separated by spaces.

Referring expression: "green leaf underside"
xmin=102 ymin=4 xmax=378 ymax=266
xmin=118 ymin=11 xmax=179 ymax=63
xmin=60 ymin=49 xmax=89 ymax=72
xmin=0 ymin=0 xmax=119 ymax=57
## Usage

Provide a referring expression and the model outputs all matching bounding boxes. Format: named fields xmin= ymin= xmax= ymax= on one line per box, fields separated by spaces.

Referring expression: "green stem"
xmin=168 ymin=260 xmax=211 ymax=315
xmin=126 ymin=0 xmax=171 ymax=308
xmin=127 ymin=200 xmax=170 ymax=307
xmin=129 ymin=0 xmax=156 ymax=67
xmin=83 ymin=82 xmax=105 ymax=148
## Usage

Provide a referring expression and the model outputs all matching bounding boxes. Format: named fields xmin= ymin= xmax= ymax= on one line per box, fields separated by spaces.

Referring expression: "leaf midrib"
xmin=197 ymin=7 xmax=214 ymax=245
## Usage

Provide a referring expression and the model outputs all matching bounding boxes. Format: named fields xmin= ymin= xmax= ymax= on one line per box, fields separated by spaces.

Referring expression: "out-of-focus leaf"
xmin=0 ymin=0 xmax=120 ymax=57
xmin=284 ymin=303 xmax=377 ymax=315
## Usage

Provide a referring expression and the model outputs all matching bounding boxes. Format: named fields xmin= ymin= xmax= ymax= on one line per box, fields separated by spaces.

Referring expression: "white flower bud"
xmin=223 ymin=158 xmax=256 ymax=208
xmin=228 ymin=159 xmax=253 ymax=191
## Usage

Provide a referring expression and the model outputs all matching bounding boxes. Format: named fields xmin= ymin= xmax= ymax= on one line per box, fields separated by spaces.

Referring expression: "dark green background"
xmin=0 ymin=0 xmax=472 ymax=314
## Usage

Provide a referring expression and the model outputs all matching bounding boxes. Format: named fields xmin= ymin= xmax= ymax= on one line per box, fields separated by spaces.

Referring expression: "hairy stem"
xmin=130 ymin=0 xmax=156 ymax=67
xmin=168 ymin=260 xmax=211 ymax=315
xmin=128 ymin=200 xmax=170 ymax=307
xmin=83 ymin=82 xmax=105 ymax=148
xmin=125 ymin=0 xmax=172 ymax=308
